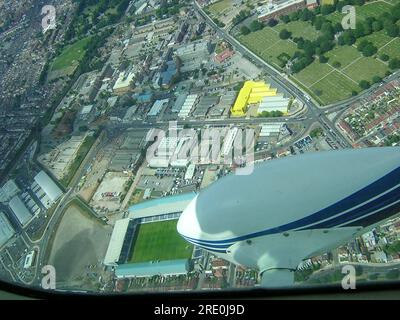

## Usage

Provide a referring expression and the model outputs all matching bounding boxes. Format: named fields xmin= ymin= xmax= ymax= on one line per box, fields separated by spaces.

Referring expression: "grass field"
xmin=273 ymin=21 xmax=321 ymax=41
xmin=207 ymin=0 xmax=232 ymax=15
xmin=342 ymin=56 xmax=389 ymax=83
xmin=238 ymin=27 xmax=281 ymax=56
xmin=355 ymin=30 xmax=393 ymax=49
xmin=294 ymin=61 xmax=334 ymax=87
xmin=309 ymin=70 xmax=361 ymax=104
xmin=326 ymin=45 xmax=362 ymax=69
xmin=51 ymin=37 xmax=91 ymax=71
xmin=262 ymin=40 xmax=298 ymax=68
xmin=129 ymin=219 xmax=193 ymax=263
xmin=379 ymin=38 xmax=400 ymax=60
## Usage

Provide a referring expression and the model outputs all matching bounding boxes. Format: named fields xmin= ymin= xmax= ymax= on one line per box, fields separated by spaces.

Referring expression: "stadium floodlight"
xmin=177 ymin=147 xmax=400 ymax=287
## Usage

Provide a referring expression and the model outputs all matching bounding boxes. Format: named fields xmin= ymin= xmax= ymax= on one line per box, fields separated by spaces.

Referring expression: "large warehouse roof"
xmin=34 ymin=171 xmax=63 ymax=202
xmin=115 ymin=259 xmax=190 ymax=278
xmin=104 ymin=218 xmax=131 ymax=266
xmin=128 ymin=192 xmax=196 ymax=219
xmin=9 ymin=196 xmax=32 ymax=226
xmin=0 ymin=212 xmax=14 ymax=247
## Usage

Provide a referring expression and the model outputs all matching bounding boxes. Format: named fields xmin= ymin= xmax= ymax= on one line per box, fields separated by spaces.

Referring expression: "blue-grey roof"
xmin=129 ymin=192 xmax=196 ymax=212
xmin=116 ymin=259 xmax=190 ymax=278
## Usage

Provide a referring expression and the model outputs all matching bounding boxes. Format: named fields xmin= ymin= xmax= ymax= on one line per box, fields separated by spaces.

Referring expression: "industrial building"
xmin=148 ymin=134 xmax=197 ymax=168
xmin=0 ymin=180 xmax=20 ymax=203
xmin=113 ymin=70 xmax=136 ymax=95
xmin=231 ymin=81 xmax=277 ymax=116
xmin=209 ymin=91 xmax=237 ymax=118
xmin=172 ymin=94 xmax=187 ymax=113
xmin=259 ymin=123 xmax=285 ymax=137
xmin=221 ymin=127 xmax=239 ymax=159
xmin=175 ymin=40 xmax=211 ymax=72
xmin=147 ymin=99 xmax=169 ymax=118
xmin=192 ymin=95 xmax=220 ymax=118
xmin=178 ymin=94 xmax=198 ymax=118
xmin=0 ymin=212 xmax=14 ymax=247
xmin=9 ymin=196 xmax=32 ymax=226
xmin=257 ymin=0 xmax=306 ymax=22
xmin=34 ymin=171 xmax=63 ymax=204
xmin=258 ymin=94 xmax=290 ymax=114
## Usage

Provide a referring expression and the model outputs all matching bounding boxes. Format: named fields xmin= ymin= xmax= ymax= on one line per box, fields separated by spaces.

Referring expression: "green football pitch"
xmin=128 ymin=219 xmax=193 ymax=263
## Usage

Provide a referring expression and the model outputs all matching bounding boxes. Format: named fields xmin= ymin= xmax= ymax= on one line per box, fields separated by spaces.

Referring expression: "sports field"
xmin=207 ymin=0 xmax=232 ymax=15
xmin=129 ymin=219 xmax=193 ymax=263
xmin=51 ymin=37 xmax=91 ymax=71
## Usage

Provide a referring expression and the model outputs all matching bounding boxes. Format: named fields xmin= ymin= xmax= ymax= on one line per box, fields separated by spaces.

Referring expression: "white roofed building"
xmin=34 ymin=171 xmax=63 ymax=203
xmin=258 ymin=95 xmax=290 ymax=114
xmin=9 ymin=196 xmax=32 ymax=226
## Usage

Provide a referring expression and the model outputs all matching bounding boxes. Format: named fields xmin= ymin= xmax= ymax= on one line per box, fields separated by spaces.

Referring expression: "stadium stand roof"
xmin=34 ymin=171 xmax=63 ymax=202
xmin=128 ymin=192 xmax=196 ymax=219
xmin=9 ymin=196 xmax=32 ymax=226
xmin=0 ymin=212 xmax=14 ymax=247
xmin=104 ymin=218 xmax=131 ymax=266
xmin=115 ymin=259 xmax=190 ymax=278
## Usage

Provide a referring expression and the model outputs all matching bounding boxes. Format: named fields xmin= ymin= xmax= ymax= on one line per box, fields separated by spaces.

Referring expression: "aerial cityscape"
xmin=0 ymin=0 xmax=399 ymax=293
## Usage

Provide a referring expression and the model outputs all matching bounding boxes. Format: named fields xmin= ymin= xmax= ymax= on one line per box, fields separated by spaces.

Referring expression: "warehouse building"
xmin=0 ymin=212 xmax=14 ymax=247
xmin=231 ymin=81 xmax=277 ymax=116
xmin=34 ymin=171 xmax=63 ymax=203
xmin=192 ymin=95 xmax=220 ymax=118
xmin=147 ymin=99 xmax=169 ymax=118
xmin=0 ymin=180 xmax=20 ymax=203
xmin=178 ymin=94 xmax=199 ymax=118
xmin=258 ymin=95 xmax=290 ymax=114
xmin=9 ymin=196 xmax=32 ymax=226
xmin=172 ymin=94 xmax=187 ymax=113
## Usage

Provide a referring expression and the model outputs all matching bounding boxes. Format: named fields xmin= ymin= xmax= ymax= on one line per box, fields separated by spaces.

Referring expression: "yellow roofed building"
xmin=231 ymin=81 xmax=277 ymax=116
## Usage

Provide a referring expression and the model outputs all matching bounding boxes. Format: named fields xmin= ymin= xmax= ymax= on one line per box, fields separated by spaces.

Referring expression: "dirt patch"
xmin=48 ymin=203 xmax=111 ymax=287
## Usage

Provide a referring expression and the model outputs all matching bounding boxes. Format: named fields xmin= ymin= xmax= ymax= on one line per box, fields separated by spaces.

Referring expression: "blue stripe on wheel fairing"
xmin=181 ymin=165 xmax=400 ymax=246
xmin=299 ymin=184 xmax=400 ymax=230
xmin=343 ymin=199 xmax=400 ymax=228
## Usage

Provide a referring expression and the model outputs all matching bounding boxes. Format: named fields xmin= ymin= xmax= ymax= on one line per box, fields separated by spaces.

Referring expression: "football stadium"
xmin=103 ymin=193 xmax=196 ymax=278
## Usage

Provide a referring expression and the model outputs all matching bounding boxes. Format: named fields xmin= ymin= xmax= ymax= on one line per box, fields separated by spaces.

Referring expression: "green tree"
xmin=359 ymin=80 xmax=370 ymax=89
xmin=240 ymin=26 xmax=251 ymax=35
xmin=389 ymin=58 xmax=400 ymax=70
xmin=279 ymin=29 xmax=291 ymax=39
xmin=250 ymin=20 xmax=263 ymax=32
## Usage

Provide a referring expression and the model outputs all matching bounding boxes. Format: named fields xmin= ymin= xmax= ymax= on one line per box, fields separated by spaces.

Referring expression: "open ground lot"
xmin=91 ymin=171 xmax=130 ymax=212
xmin=48 ymin=201 xmax=111 ymax=287
xmin=129 ymin=219 xmax=193 ymax=263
